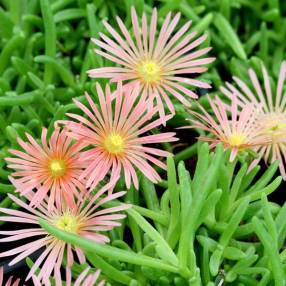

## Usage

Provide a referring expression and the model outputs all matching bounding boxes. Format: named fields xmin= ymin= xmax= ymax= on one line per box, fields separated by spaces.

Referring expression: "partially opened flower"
xmin=6 ymin=128 xmax=87 ymax=210
xmin=220 ymin=61 xmax=286 ymax=178
xmin=188 ymin=96 xmax=269 ymax=162
xmin=32 ymin=267 xmax=105 ymax=286
xmin=0 ymin=267 xmax=20 ymax=286
xmin=88 ymin=7 xmax=214 ymax=117
xmin=60 ymin=83 xmax=177 ymax=190
xmin=0 ymin=190 xmax=129 ymax=285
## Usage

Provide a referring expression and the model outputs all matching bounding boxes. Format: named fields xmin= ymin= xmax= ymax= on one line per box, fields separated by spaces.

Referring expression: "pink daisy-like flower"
xmin=221 ymin=61 xmax=286 ymax=178
xmin=0 ymin=190 xmax=129 ymax=285
xmin=88 ymin=7 xmax=214 ymax=117
xmin=59 ymin=83 xmax=178 ymax=190
xmin=6 ymin=128 xmax=87 ymax=210
xmin=32 ymin=267 xmax=105 ymax=286
xmin=188 ymin=96 xmax=269 ymax=162
xmin=0 ymin=267 xmax=20 ymax=286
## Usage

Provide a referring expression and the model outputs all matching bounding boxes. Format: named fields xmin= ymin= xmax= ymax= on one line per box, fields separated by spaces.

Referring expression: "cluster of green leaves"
xmin=40 ymin=143 xmax=286 ymax=285
xmin=155 ymin=0 xmax=286 ymax=83
xmin=0 ymin=0 xmax=286 ymax=285
xmin=0 ymin=0 xmax=285 ymax=175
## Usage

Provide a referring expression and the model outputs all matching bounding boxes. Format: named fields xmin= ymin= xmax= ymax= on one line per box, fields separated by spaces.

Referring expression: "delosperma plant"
xmin=0 ymin=1 xmax=286 ymax=285
xmin=87 ymin=7 xmax=215 ymax=117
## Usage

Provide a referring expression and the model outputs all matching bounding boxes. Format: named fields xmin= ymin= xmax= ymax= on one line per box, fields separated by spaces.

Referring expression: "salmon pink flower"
xmin=6 ymin=128 xmax=87 ymax=210
xmin=188 ymin=96 xmax=269 ymax=162
xmin=88 ymin=7 xmax=214 ymax=116
xmin=0 ymin=267 xmax=20 ymax=286
xmin=221 ymin=61 xmax=286 ymax=178
xmin=60 ymin=83 xmax=178 ymax=190
xmin=0 ymin=190 xmax=129 ymax=285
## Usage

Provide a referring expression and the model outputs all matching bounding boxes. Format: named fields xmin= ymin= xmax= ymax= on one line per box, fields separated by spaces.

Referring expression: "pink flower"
xmin=32 ymin=267 xmax=105 ymax=286
xmin=188 ymin=96 xmax=269 ymax=162
xmin=0 ymin=267 xmax=20 ymax=286
xmin=6 ymin=128 xmax=87 ymax=210
xmin=0 ymin=190 xmax=129 ymax=285
xmin=221 ymin=61 xmax=286 ymax=178
xmin=88 ymin=7 xmax=214 ymax=117
xmin=59 ymin=83 xmax=178 ymax=190
xmin=69 ymin=267 xmax=105 ymax=286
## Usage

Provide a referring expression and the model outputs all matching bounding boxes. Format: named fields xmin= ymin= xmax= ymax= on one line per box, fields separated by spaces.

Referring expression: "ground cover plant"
xmin=0 ymin=0 xmax=286 ymax=285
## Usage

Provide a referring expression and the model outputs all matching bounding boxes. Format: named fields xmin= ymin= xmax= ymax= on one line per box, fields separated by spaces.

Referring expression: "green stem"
xmin=127 ymin=208 xmax=179 ymax=266
xmin=141 ymin=177 xmax=165 ymax=234
xmin=34 ymin=55 xmax=75 ymax=87
xmin=0 ymin=183 xmax=14 ymax=193
xmin=106 ymin=199 xmax=169 ymax=226
xmin=252 ymin=217 xmax=285 ymax=286
xmin=156 ymin=179 xmax=168 ymax=189
xmin=40 ymin=219 xmax=179 ymax=274
xmin=40 ymin=0 xmax=56 ymax=84
xmin=0 ymin=196 xmax=12 ymax=208
xmin=174 ymin=143 xmax=198 ymax=163
xmin=0 ymin=90 xmax=38 ymax=106
xmin=0 ymin=34 xmax=25 ymax=74
xmin=166 ymin=157 xmax=180 ymax=248
xmin=86 ymin=252 xmax=133 ymax=285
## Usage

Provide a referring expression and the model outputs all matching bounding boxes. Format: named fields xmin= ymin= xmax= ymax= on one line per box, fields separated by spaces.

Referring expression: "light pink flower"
xmin=59 ymin=83 xmax=178 ymax=190
xmin=69 ymin=267 xmax=105 ymax=286
xmin=6 ymin=128 xmax=87 ymax=210
xmin=88 ymin=7 xmax=214 ymax=117
xmin=221 ymin=61 xmax=286 ymax=178
xmin=0 ymin=267 xmax=20 ymax=286
xmin=188 ymin=96 xmax=269 ymax=162
xmin=0 ymin=190 xmax=129 ymax=285
xmin=32 ymin=267 xmax=105 ymax=286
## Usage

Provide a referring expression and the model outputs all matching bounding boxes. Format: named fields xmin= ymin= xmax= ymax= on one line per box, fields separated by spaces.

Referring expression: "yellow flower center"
xmin=104 ymin=133 xmax=125 ymax=155
xmin=137 ymin=60 xmax=161 ymax=84
xmin=49 ymin=159 xmax=66 ymax=177
xmin=55 ymin=213 xmax=78 ymax=233
xmin=267 ymin=122 xmax=286 ymax=134
xmin=260 ymin=113 xmax=286 ymax=140
xmin=227 ymin=133 xmax=247 ymax=147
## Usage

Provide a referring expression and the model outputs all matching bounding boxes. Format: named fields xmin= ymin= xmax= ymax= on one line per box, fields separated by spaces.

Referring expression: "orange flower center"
xmin=227 ymin=133 xmax=247 ymax=147
xmin=49 ymin=159 xmax=66 ymax=177
xmin=104 ymin=133 xmax=125 ymax=155
xmin=137 ymin=60 xmax=161 ymax=84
